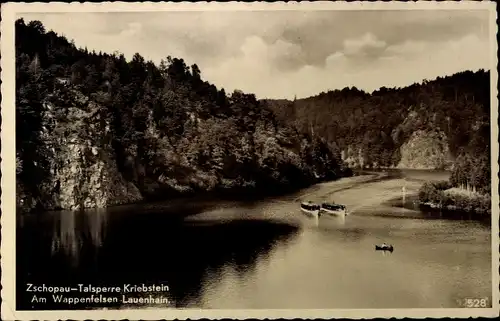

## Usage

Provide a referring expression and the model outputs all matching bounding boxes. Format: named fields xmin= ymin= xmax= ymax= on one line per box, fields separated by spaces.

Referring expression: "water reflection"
xmin=197 ymin=225 xmax=301 ymax=309
xmin=17 ymin=205 xmax=299 ymax=310
xmin=86 ymin=208 xmax=108 ymax=249
xmin=49 ymin=209 xmax=108 ymax=266
xmin=50 ymin=210 xmax=81 ymax=264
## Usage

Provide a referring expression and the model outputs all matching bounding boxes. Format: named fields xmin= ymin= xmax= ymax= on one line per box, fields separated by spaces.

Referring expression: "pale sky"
xmin=19 ymin=10 xmax=491 ymax=99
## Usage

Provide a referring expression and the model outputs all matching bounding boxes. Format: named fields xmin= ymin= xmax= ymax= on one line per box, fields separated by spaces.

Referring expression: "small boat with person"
xmin=375 ymin=243 xmax=394 ymax=252
xmin=320 ymin=202 xmax=348 ymax=216
xmin=300 ymin=201 xmax=321 ymax=217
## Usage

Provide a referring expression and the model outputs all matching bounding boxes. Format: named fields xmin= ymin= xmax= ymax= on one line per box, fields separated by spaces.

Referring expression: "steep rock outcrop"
xmin=397 ymin=130 xmax=453 ymax=170
xmin=17 ymin=92 xmax=142 ymax=212
xmin=53 ymin=135 xmax=142 ymax=210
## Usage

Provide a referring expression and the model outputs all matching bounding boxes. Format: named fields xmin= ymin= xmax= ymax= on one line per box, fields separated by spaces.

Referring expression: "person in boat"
xmin=381 ymin=242 xmax=388 ymax=248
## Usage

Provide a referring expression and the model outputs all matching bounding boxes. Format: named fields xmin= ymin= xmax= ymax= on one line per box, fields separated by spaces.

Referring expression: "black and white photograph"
xmin=1 ymin=1 xmax=499 ymax=320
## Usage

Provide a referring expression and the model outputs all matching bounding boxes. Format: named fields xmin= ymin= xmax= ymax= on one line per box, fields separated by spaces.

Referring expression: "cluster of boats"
xmin=300 ymin=200 xmax=395 ymax=252
xmin=300 ymin=200 xmax=348 ymax=217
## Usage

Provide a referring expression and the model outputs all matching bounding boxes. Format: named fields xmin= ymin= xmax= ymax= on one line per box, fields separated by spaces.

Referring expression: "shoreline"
xmin=19 ymin=172 xmax=357 ymax=216
xmin=20 ymin=169 xmax=490 ymax=225
xmin=416 ymin=180 xmax=491 ymax=220
xmin=318 ymin=171 xmax=490 ymax=224
xmin=384 ymin=194 xmax=491 ymax=224
xmin=17 ymin=166 xmax=448 ymax=215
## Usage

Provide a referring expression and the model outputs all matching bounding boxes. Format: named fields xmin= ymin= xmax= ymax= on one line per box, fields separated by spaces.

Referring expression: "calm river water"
xmin=17 ymin=170 xmax=492 ymax=310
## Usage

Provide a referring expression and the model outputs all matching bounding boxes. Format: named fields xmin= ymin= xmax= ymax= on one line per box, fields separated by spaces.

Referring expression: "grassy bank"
xmin=418 ymin=181 xmax=491 ymax=217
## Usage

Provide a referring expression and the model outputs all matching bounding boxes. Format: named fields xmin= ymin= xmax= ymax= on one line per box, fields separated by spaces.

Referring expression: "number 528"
xmin=463 ymin=297 xmax=489 ymax=308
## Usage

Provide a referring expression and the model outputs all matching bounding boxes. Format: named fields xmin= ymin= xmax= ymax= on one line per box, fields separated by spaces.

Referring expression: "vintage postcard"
xmin=1 ymin=1 xmax=499 ymax=320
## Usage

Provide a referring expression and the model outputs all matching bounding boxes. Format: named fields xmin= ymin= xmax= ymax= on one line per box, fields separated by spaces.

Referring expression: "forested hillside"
xmin=15 ymin=19 xmax=351 ymax=212
xmin=266 ymin=69 xmax=491 ymax=193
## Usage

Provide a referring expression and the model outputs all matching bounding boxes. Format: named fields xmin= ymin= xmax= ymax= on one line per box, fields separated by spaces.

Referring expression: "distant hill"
xmin=265 ymin=69 xmax=491 ymax=193
xmin=15 ymin=19 xmax=352 ymax=212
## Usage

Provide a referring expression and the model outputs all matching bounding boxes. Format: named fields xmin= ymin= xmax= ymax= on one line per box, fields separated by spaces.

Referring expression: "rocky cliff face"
xmin=397 ymin=130 xmax=453 ymax=170
xmin=17 ymin=91 xmax=143 ymax=212
xmin=339 ymin=130 xmax=454 ymax=170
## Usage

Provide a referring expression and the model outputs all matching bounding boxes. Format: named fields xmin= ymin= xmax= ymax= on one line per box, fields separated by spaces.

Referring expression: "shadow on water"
xmin=355 ymin=168 xmax=451 ymax=182
xmin=17 ymin=204 xmax=299 ymax=310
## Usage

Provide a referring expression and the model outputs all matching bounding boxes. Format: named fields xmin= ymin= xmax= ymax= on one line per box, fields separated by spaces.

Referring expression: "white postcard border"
xmin=1 ymin=1 xmax=499 ymax=320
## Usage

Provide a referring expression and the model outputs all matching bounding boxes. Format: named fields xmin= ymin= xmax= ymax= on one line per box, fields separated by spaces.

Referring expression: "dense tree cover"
xmin=418 ymin=180 xmax=491 ymax=216
xmin=266 ymin=70 xmax=491 ymax=193
xmin=16 ymin=19 xmax=351 ymax=210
